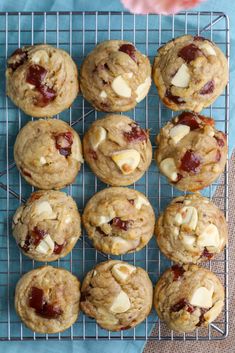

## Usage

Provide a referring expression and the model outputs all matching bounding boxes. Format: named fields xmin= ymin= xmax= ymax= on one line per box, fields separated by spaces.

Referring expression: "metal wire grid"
xmin=0 ymin=11 xmax=230 ymax=341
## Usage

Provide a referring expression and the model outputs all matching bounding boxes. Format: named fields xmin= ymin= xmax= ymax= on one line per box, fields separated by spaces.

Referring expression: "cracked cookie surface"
xmin=155 ymin=112 xmax=227 ymax=191
xmin=80 ymin=260 xmax=153 ymax=331
xmin=12 ymin=190 xmax=81 ymax=262
xmin=15 ymin=266 xmax=80 ymax=333
xmin=154 ymin=264 xmax=224 ymax=333
xmin=14 ymin=119 xmax=83 ymax=189
xmin=156 ymin=194 xmax=227 ymax=264
xmin=82 ymin=187 xmax=155 ymax=255
xmin=6 ymin=44 xmax=79 ymax=117
xmin=83 ymin=114 xmax=152 ymax=186
xmin=153 ymin=35 xmax=228 ymax=112
xmin=80 ymin=40 xmax=151 ymax=112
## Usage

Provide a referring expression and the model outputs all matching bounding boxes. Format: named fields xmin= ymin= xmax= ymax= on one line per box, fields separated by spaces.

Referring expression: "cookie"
xmin=80 ymin=40 xmax=151 ymax=112
xmin=156 ymin=194 xmax=227 ymax=264
xmin=82 ymin=187 xmax=155 ymax=255
xmin=154 ymin=264 xmax=224 ymax=333
xmin=15 ymin=266 xmax=80 ymax=333
xmin=83 ymin=114 xmax=152 ymax=186
xmin=12 ymin=190 xmax=81 ymax=262
xmin=80 ymin=260 xmax=153 ymax=331
xmin=153 ymin=35 xmax=228 ymax=112
xmin=155 ymin=112 xmax=227 ymax=191
xmin=14 ymin=119 xmax=83 ymax=190
xmin=6 ymin=44 xmax=79 ymax=117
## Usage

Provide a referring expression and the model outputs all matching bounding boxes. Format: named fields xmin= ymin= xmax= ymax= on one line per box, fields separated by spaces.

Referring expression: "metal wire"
xmin=0 ymin=11 xmax=230 ymax=341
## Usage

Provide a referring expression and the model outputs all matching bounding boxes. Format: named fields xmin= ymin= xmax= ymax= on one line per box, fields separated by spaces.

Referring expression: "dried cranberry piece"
xmin=215 ymin=150 xmax=221 ymax=162
xmin=36 ymin=85 xmax=56 ymax=107
xmin=89 ymin=149 xmax=98 ymax=160
xmin=200 ymin=80 xmax=215 ymax=95
xmin=180 ymin=150 xmax=201 ymax=173
xmin=110 ymin=217 xmax=131 ymax=231
xmin=119 ymin=44 xmax=136 ymax=62
xmin=31 ymin=227 xmax=46 ymax=246
xmin=171 ymin=298 xmax=195 ymax=313
xmin=165 ymin=89 xmax=185 ymax=105
xmin=53 ymin=242 xmax=64 ymax=254
xmin=201 ymin=247 xmax=213 ymax=260
xmin=178 ymin=44 xmax=202 ymax=63
xmin=214 ymin=135 xmax=225 ymax=147
xmin=40 ymin=303 xmax=62 ymax=319
xmin=55 ymin=131 xmax=73 ymax=158
xmin=123 ymin=123 xmax=148 ymax=143
xmin=29 ymin=192 xmax=43 ymax=202
xmin=196 ymin=308 xmax=208 ymax=327
xmin=21 ymin=234 xmax=31 ymax=252
xmin=171 ymin=264 xmax=185 ymax=281
xmin=8 ymin=48 xmax=28 ymax=71
xmin=128 ymin=199 xmax=135 ymax=205
xmin=177 ymin=112 xmax=200 ymax=130
xmin=199 ymin=116 xmax=215 ymax=126
xmin=29 ymin=286 xmax=62 ymax=319
xmin=20 ymin=167 xmax=32 ymax=178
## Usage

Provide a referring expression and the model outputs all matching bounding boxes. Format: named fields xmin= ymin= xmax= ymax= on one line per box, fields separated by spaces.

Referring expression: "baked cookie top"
xmin=80 ymin=260 xmax=153 ymax=331
xmin=154 ymin=264 xmax=224 ymax=333
xmin=6 ymin=44 xmax=79 ymax=117
xmin=83 ymin=114 xmax=152 ymax=186
xmin=155 ymin=112 xmax=227 ymax=191
xmin=156 ymin=194 xmax=227 ymax=264
xmin=12 ymin=190 xmax=81 ymax=262
xmin=15 ymin=266 xmax=80 ymax=334
xmin=14 ymin=119 xmax=83 ymax=190
xmin=153 ymin=35 xmax=228 ymax=112
xmin=82 ymin=187 xmax=155 ymax=255
xmin=80 ymin=40 xmax=151 ymax=112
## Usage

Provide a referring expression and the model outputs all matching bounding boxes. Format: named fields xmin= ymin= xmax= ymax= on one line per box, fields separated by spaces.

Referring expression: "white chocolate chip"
xmin=199 ymin=42 xmax=216 ymax=56
xmin=111 ymin=75 xmax=132 ymax=98
xmin=126 ymin=72 xmax=133 ymax=79
xmin=31 ymin=50 xmax=49 ymax=64
xmin=197 ymin=224 xmax=220 ymax=248
xmin=181 ymin=206 xmax=198 ymax=230
xmin=111 ymin=149 xmax=140 ymax=175
xmin=32 ymin=201 xmax=57 ymax=219
xmin=135 ymin=76 xmax=151 ymax=103
xmin=65 ymin=216 xmax=71 ymax=224
xmin=13 ymin=207 xmax=23 ymax=225
xmin=169 ymin=124 xmax=190 ymax=144
xmin=184 ymin=199 xmax=192 ymax=205
xmin=159 ymin=158 xmax=178 ymax=182
xmin=189 ymin=286 xmax=213 ymax=308
xmin=71 ymin=138 xmax=84 ymax=163
xmin=35 ymin=234 xmax=55 ymax=254
xmin=40 ymin=156 xmax=47 ymax=165
xmin=97 ymin=211 xmax=116 ymax=226
xmin=171 ymin=64 xmax=190 ymax=88
xmin=27 ymin=83 xmax=35 ymax=89
xmin=134 ymin=195 xmax=150 ymax=210
xmin=99 ymin=90 xmax=107 ymax=99
xmin=204 ymin=125 xmax=215 ymax=137
xmin=111 ymin=263 xmax=136 ymax=282
xmin=110 ymin=290 xmax=131 ymax=313
xmin=172 ymin=227 xmax=180 ymax=237
xmin=90 ymin=126 xmax=107 ymax=150
xmin=181 ymin=234 xmax=196 ymax=249
xmin=174 ymin=213 xmax=183 ymax=226
xmin=204 ymin=300 xmax=224 ymax=323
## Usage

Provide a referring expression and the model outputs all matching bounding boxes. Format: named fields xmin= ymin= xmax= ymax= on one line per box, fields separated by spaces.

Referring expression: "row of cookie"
xmin=14 ymin=113 xmax=227 ymax=192
xmin=6 ymin=35 xmax=228 ymax=118
xmin=14 ymin=261 xmax=224 ymax=334
xmin=12 ymin=188 xmax=227 ymax=264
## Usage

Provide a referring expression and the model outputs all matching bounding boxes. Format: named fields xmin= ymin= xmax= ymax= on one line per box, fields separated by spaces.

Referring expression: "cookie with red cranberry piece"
xmin=155 ymin=112 xmax=227 ymax=191
xmin=6 ymin=44 xmax=79 ymax=117
xmin=80 ymin=260 xmax=153 ymax=331
xmin=12 ymin=190 xmax=81 ymax=262
xmin=154 ymin=264 xmax=224 ymax=333
xmin=14 ymin=119 xmax=83 ymax=189
xmin=155 ymin=194 xmax=227 ymax=264
xmin=15 ymin=266 xmax=80 ymax=333
xmin=153 ymin=35 xmax=228 ymax=112
xmin=82 ymin=187 xmax=155 ymax=255
xmin=80 ymin=40 xmax=151 ymax=112
xmin=83 ymin=114 xmax=152 ymax=186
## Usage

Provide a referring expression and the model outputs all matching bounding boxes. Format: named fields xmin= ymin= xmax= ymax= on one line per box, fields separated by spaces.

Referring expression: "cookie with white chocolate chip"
xmin=80 ymin=260 xmax=153 ymax=331
xmin=154 ymin=264 xmax=224 ymax=333
xmin=15 ymin=266 xmax=80 ymax=333
xmin=82 ymin=187 xmax=155 ymax=255
xmin=156 ymin=194 xmax=227 ymax=264
xmin=83 ymin=114 xmax=152 ymax=186
xmin=155 ymin=112 xmax=227 ymax=191
xmin=12 ymin=190 xmax=81 ymax=262
xmin=14 ymin=119 xmax=83 ymax=190
xmin=153 ymin=35 xmax=228 ymax=112
xmin=6 ymin=44 xmax=79 ymax=117
xmin=80 ymin=40 xmax=151 ymax=112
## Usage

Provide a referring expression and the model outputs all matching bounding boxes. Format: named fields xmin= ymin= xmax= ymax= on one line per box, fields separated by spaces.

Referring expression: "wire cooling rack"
xmin=0 ymin=11 xmax=230 ymax=341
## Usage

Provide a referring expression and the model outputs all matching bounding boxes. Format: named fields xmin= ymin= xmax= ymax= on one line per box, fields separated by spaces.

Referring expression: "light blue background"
xmin=0 ymin=1 xmax=234 ymax=353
